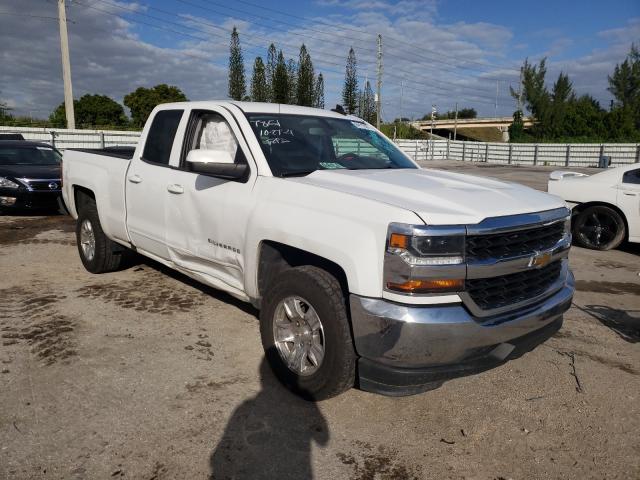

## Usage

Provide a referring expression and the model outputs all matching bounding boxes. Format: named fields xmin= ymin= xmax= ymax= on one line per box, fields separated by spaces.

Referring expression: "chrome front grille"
xmin=17 ymin=178 xmax=61 ymax=192
xmin=466 ymin=260 xmax=563 ymax=311
xmin=466 ymin=221 xmax=565 ymax=261
xmin=460 ymin=208 xmax=571 ymax=317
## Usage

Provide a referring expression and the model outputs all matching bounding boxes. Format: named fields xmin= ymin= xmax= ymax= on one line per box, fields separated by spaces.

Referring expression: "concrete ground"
xmin=1 ymin=161 xmax=639 ymax=480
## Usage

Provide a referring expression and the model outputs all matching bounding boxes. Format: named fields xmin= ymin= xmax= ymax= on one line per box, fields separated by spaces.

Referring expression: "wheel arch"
xmin=572 ymin=201 xmax=629 ymax=241
xmin=73 ymin=185 xmax=96 ymax=215
xmin=256 ymin=240 xmax=350 ymax=304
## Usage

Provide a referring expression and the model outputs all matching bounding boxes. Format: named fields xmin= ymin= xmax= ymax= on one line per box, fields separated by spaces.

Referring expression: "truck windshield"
xmin=0 ymin=146 xmax=61 ymax=165
xmin=245 ymin=114 xmax=417 ymax=177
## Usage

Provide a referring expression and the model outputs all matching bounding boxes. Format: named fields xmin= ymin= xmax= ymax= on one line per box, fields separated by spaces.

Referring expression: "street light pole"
xmin=58 ymin=0 xmax=75 ymax=129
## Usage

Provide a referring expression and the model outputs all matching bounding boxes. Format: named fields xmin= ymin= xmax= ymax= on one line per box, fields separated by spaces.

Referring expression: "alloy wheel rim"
xmin=579 ymin=212 xmax=618 ymax=247
xmin=80 ymin=219 xmax=96 ymax=261
xmin=273 ymin=296 xmax=325 ymax=376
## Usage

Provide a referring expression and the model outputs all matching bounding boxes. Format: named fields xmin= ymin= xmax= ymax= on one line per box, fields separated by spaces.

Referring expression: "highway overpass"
xmin=412 ymin=116 xmax=534 ymax=142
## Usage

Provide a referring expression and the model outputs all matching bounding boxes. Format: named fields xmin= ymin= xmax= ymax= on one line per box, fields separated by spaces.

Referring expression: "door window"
xmin=183 ymin=112 xmax=245 ymax=166
xmin=622 ymin=168 xmax=640 ymax=185
xmin=142 ymin=109 xmax=183 ymax=165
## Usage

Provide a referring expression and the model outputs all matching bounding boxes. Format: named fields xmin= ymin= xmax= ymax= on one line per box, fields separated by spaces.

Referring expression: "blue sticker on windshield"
xmin=319 ymin=162 xmax=346 ymax=169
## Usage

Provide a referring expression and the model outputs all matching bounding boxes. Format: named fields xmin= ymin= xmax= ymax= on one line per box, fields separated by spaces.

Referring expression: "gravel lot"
xmin=1 ymin=161 xmax=639 ymax=480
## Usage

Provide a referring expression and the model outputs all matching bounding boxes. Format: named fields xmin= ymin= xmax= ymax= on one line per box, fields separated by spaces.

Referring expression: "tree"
xmin=296 ymin=44 xmax=315 ymax=107
xmin=266 ymin=43 xmax=277 ymax=102
xmin=358 ymin=80 xmax=375 ymax=123
xmin=287 ymin=58 xmax=297 ymax=105
xmin=271 ymin=50 xmax=289 ymax=104
xmin=50 ymin=94 xmax=128 ymax=128
xmin=548 ymin=72 xmax=575 ymax=138
xmin=250 ymin=57 xmax=268 ymax=102
xmin=508 ymin=109 xmax=528 ymax=142
xmin=228 ymin=26 xmax=246 ymax=101
xmin=124 ymin=84 xmax=187 ymax=127
xmin=314 ymin=73 xmax=325 ymax=109
xmin=427 ymin=108 xmax=477 ymax=120
xmin=342 ymin=48 xmax=358 ymax=114
xmin=608 ymin=44 xmax=640 ymax=131
xmin=0 ymin=96 xmax=12 ymax=120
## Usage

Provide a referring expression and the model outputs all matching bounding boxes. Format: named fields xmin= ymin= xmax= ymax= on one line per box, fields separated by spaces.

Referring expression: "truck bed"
xmin=67 ymin=146 xmax=135 ymax=160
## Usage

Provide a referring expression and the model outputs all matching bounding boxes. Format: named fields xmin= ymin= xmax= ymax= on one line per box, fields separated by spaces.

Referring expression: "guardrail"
xmin=0 ymin=125 xmax=140 ymax=150
xmin=396 ymin=139 xmax=640 ymax=167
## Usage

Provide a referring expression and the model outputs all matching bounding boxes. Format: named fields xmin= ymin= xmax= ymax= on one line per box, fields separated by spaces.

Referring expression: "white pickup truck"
xmin=62 ymin=102 xmax=575 ymax=399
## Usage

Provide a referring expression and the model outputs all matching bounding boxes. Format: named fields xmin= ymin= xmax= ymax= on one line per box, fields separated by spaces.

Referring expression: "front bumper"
xmin=0 ymin=189 xmax=61 ymax=210
xmin=350 ymin=270 xmax=574 ymax=396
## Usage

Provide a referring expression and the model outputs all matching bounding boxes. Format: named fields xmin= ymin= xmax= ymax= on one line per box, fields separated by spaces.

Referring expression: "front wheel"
xmin=572 ymin=205 xmax=626 ymax=250
xmin=260 ymin=266 xmax=356 ymax=400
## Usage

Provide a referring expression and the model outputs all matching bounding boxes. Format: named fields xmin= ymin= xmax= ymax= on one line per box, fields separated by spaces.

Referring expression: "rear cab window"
xmin=142 ymin=110 xmax=184 ymax=165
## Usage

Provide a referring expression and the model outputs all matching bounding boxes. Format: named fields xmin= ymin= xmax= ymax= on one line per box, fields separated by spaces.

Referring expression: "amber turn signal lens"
xmin=389 ymin=233 xmax=409 ymax=249
xmin=386 ymin=278 xmax=464 ymax=294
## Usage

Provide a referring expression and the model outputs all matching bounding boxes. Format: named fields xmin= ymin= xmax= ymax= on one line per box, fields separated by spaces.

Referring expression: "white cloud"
xmin=1 ymin=0 xmax=637 ymax=122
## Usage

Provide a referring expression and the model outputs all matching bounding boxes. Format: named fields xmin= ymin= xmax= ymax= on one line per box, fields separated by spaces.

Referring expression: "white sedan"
xmin=548 ymin=164 xmax=640 ymax=250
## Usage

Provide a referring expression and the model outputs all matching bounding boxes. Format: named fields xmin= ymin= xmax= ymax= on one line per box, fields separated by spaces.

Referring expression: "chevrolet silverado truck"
xmin=62 ymin=102 xmax=575 ymax=399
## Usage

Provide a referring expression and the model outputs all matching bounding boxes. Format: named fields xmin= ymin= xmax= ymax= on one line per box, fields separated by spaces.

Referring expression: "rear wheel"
xmin=573 ymin=205 xmax=626 ymax=250
xmin=76 ymin=199 xmax=128 ymax=273
xmin=260 ymin=265 xmax=356 ymax=400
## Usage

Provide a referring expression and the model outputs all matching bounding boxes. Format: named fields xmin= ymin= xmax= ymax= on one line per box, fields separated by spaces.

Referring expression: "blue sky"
xmin=1 ymin=0 xmax=639 ymax=120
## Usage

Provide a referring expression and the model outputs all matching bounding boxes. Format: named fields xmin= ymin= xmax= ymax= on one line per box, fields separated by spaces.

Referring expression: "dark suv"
xmin=0 ymin=140 xmax=63 ymax=212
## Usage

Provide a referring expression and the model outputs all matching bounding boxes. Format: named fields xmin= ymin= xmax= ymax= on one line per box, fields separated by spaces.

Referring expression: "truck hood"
xmin=288 ymin=168 xmax=565 ymax=225
xmin=0 ymin=164 xmax=61 ymax=180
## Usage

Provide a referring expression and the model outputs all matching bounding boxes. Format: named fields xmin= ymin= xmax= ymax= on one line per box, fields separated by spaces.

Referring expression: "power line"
xmin=72 ymin=0 xmax=514 ymax=109
xmin=83 ymin=0 xmax=512 ymax=102
xmin=0 ymin=11 xmax=74 ymax=22
xmin=227 ymin=0 xmax=522 ymax=72
xmin=170 ymin=0 xmax=518 ymax=81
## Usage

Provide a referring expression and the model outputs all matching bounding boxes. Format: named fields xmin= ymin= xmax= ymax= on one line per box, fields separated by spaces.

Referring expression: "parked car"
xmin=62 ymin=102 xmax=575 ymax=399
xmin=0 ymin=140 xmax=63 ymax=212
xmin=548 ymin=165 xmax=640 ymax=250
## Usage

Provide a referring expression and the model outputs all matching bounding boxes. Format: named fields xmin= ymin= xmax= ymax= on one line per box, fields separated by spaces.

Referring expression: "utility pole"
xmin=517 ymin=66 xmax=524 ymax=113
xmin=494 ymin=80 xmax=499 ymax=118
xmin=399 ymin=79 xmax=404 ymax=125
xmin=430 ymin=104 xmax=437 ymax=161
xmin=453 ymin=102 xmax=458 ymax=141
xmin=57 ymin=0 xmax=75 ymax=129
xmin=376 ymin=34 xmax=383 ymax=129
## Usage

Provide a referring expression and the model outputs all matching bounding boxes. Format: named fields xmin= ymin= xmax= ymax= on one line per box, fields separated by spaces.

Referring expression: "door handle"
xmin=167 ymin=184 xmax=184 ymax=194
xmin=128 ymin=174 xmax=142 ymax=184
xmin=622 ymin=191 xmax=638 ymax=196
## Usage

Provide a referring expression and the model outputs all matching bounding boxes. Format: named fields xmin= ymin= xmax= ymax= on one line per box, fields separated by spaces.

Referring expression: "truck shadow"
xmin=209 ymin=353 xmax=329 ymax=480
xmin=578 ymin=304 xmax=640 ymax=343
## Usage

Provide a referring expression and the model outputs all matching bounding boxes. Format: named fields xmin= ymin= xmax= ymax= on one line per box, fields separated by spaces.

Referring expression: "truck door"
xmin=164 ymin=108 xmax=257 ymax=297
xmin=125 ymin=109 xmax=184 ymax=260
xmin=618 ymin=168 xmax=640 ymax=239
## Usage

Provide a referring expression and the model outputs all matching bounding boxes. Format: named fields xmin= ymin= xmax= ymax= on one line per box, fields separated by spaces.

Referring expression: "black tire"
xmin=76 ymin=198 xmax=127 ymax=273
xmin=572 ymin=205 xmax=626 ymax=250
xmin=260 ymin=265 xmax=356 ymax=401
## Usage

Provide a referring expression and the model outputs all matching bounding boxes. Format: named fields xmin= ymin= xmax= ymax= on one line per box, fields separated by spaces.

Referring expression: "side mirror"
xmin=186 ymin=149 xmax=248 ymax=180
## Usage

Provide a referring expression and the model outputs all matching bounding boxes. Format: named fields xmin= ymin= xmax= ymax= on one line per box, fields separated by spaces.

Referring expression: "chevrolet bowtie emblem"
xmin=529 ymin=250 xmax=553 ymax=268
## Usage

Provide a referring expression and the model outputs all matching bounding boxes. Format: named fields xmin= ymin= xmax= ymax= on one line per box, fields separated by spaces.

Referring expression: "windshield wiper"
xmin=279 ymin=169 xmax=320 ymax=177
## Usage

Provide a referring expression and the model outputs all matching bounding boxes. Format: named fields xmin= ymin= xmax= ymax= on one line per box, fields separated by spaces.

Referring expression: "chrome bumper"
xmin=350 ymin=270 xmax=574 ymax=371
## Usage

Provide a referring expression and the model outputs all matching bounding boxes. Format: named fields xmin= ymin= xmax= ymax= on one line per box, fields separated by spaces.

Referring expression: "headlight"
xmin=389 ymin=232 xmax=465 ymax=265
xmin=384 ymin=223 xmax=465 ymax=294
xmin=0 ymin=177 xmax=19 ymax=189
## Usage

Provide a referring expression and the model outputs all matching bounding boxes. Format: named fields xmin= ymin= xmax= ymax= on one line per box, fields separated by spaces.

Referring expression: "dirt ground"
xmin=1 ymin=161 xmax=639 ymax=480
